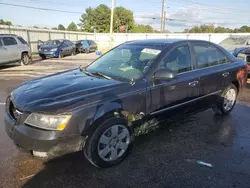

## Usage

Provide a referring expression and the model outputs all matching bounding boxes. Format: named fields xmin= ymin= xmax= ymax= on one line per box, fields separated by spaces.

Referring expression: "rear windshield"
xmin=44 ymin=40 xmax=63 ymax=46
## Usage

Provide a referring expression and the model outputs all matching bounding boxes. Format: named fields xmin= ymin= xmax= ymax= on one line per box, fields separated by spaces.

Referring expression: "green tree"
xmin=131 ymin=24 xmax=154 ymax=33
xmin=58 ymin=24 xmax=66 ymax=30
xmin=183 ymin=25 xmax=250 ymax=33
xmin=238 ymin=25 xmax=250 ymax=33
xmin=79 ymin=4 xmax=111 ymax=32
xmin=0 ymin=19 xmax=12 ymax=25
xmin=67 ymin=22 xmax=77 ymax=31
xmin=52 ymin=27 xmax=58 ymax=30
xmin=114 ymin=7 xmax=134 ymax=32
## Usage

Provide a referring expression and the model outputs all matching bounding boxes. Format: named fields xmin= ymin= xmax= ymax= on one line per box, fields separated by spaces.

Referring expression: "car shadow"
xmin=0 ymin=64 xmax=20 ymax=70
xmin=22 ymin=108 xmax=239 ymax=188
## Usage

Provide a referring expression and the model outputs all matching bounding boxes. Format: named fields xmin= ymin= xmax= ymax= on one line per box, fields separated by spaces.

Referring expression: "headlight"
xmin=24 ymin=113 xmax=71 ymax=131
xmin=50 ymin=48 xmax=58 ymax=52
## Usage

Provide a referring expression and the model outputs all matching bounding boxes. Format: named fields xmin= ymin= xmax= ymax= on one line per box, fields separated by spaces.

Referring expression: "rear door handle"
xmin=222 ymin=72 xmax=229 ymax=77
xmin=189 ymin=81 xmax=199 ymax=87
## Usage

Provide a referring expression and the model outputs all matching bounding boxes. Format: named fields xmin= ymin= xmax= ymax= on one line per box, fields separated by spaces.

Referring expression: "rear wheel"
xmin=85 ymin=48 xmax=90 ymax=54
xmin=212 ymin=84 xmax=237 ymax=115
xmin=20 ymin=53 xmax=30 ymax=65
xmin=84 ymin=116 xmax=133 ymax=168
xmin=71 ymin=49 xmax=76 ymax=56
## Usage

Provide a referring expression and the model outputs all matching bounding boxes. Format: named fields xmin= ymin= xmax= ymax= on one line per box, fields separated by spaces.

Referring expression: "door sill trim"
xmin=150 ymin=90 xmax=222 ymax=115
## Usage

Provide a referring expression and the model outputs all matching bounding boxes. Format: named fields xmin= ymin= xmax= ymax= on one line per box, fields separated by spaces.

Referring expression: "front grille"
xmin=9 ymin=100 xmax=23 ymax=121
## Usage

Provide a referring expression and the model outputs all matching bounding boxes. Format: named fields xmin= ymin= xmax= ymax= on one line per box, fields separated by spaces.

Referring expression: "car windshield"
xmin=44 ymin=40 xmax=62 ymax=46
xmin=86 ymin=44 xmax=162 ymax=81
xmin=219 ymin=36 xmax=249 ymax=46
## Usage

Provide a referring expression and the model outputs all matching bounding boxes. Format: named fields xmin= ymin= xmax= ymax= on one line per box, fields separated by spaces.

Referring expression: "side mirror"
xmin=154 ymin=69 xmax=177 ymax=80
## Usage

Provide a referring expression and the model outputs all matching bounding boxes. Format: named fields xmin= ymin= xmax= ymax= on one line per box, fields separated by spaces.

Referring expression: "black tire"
xmin=40 ymin=55 xmax=46 ymax=60
xmin=59 ymin=51 xmax=63 ymax=58
xmin=85 ymin=49 xmax=90 ymax=54
xmin=71 ymin=49 xmax=76 ymax=56
xmin=20 ymin=53 xmax=31 ymax=65
xmin=84 ymin=116 xmax=134 ymax=168
xmin=212 ymin=84 xmax=238 ymax=115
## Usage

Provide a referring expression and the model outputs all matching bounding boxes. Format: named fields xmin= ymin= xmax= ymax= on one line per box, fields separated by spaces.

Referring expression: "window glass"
xmin=217 ymin=49 xmax=229 ymax=64
xmin=17 ymin=37 xmax=27 ymax=44
xmin=163 ymin=45 xmax=192 ymax=73
xmin=0 ymin=39 xmax=3 ymax=46
xmin=86 ymin=45 xmax=161 ymax=80
xmin=44 ymin=40 xmax=62 ymax=46
xmin=91 ymin=40 xmax=96 ymax=45
xmin=194 ymin=43 xmax=220 ymax=68
xmin=67 ymin=41 xmax=73 ymax=45
xmin=3 ymin=37 xmax=17 ymax=46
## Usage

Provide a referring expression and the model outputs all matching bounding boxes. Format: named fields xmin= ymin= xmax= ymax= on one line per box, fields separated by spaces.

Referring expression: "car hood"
xmin=12 ymin=69 xmax=123 ymax=112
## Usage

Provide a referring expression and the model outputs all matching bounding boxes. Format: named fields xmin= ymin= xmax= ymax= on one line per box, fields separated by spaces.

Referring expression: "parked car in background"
xmin=219 ymin=35 xmax=250 ymax=56
xmin=0 ymin=34 xmax=31 ymax=66
xmin=219 ymin=35 xmax=250 ymax=75
xmin=5 ymin=39 xmax=248 ymax=168
xmin=75 ymin=40 xmax=97 ymax=53
xmin=38 ymin=39 xmax=76 ymax=59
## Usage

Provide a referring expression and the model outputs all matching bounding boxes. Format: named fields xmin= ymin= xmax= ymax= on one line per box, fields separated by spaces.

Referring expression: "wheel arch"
xmin=232 ymin=80 xmax=240 ymax=93
xmin=81 ymin=102 xmax=136 ymax=136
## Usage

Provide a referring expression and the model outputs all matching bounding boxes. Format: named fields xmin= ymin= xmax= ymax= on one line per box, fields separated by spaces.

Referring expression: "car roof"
xmin=126 ymin=39 xmax=186 ymax=46
xmin=0 ymin=34 xmax=18 ymax=37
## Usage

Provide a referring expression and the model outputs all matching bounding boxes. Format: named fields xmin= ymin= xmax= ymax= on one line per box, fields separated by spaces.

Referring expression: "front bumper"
xmin=39 ymin=51 xmax=58 ymax=58
xmin=5 ymin=111 xmax=85 ymax=158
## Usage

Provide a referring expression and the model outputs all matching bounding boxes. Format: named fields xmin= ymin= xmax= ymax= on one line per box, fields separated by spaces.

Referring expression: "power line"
xmin=0 ymin=2 xmax=83 ymax=14
xmin=16 ymin=0 xmax=89 ymax=8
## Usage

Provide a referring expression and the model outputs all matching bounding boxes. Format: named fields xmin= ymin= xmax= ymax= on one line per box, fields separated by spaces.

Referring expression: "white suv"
xmin=0 ymin=34 xmax=31 ymax=66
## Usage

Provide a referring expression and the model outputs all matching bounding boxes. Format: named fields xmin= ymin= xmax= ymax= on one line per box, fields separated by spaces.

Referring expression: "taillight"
xmin=245 ymin=64 xmax=249 ymax=70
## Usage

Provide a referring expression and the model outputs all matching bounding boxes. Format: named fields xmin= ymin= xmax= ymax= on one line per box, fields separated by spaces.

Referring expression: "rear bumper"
xmin=5 ymin=112 xmax=84 ymax=157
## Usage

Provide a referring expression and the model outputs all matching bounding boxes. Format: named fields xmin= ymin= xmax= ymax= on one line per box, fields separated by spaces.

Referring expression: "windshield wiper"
xmin=81 ymin=68 xmax=95 ymax=77
xmin=91 ymin=72 xmax=112 ymax=80
xmin=80 ymin=68 xmax=112 ymax=80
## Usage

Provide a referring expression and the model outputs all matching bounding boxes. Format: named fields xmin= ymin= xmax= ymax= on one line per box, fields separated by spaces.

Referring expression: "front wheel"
xmin=59 ymin=51 xmax=63 ymax=58
xmin=212 ymin=84 xmax=238 ymax=115
xmin=84 ymin=117 xmax=133 ymax=168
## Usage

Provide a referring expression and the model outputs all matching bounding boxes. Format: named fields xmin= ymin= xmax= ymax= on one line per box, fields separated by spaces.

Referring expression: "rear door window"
xmin=217 ymin=49 xmax=229 ymax=64
xmin=193 ymin=43 xmax=230 ymax=68
xmin=17 ymin=37 xmax=27 ymax=44
xmin=193 ymin=43 xmax=220 ymax=68
xmin=3 ymin=37 xmax=18 ymax=46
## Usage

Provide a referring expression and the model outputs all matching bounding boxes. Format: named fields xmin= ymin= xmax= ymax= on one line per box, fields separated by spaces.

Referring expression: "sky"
xmin=0 ymin=0 xmax=250 ymax=32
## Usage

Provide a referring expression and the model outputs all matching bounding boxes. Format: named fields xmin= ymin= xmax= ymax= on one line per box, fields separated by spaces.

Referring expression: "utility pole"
xmin=161 ymin=0 xmax=165 ymax=32
xmin=109 ymin=0 xmax=115 ymax=48
xmin=163 ymin=11 xmax=166 ymax=32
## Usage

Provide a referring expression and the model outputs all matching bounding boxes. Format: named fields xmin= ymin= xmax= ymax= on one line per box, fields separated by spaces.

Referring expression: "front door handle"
xmin=222 ymin=72 xmax=230 ymax=77
xmin=189 ymin=81 xmax=199 ymax=87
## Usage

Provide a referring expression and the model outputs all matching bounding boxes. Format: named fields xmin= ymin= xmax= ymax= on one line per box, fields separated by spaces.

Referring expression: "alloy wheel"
xmin=97 ymin=124 xmax=130 ymax=162
xmin=223 ymin=88 xmax=236 ymax=111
